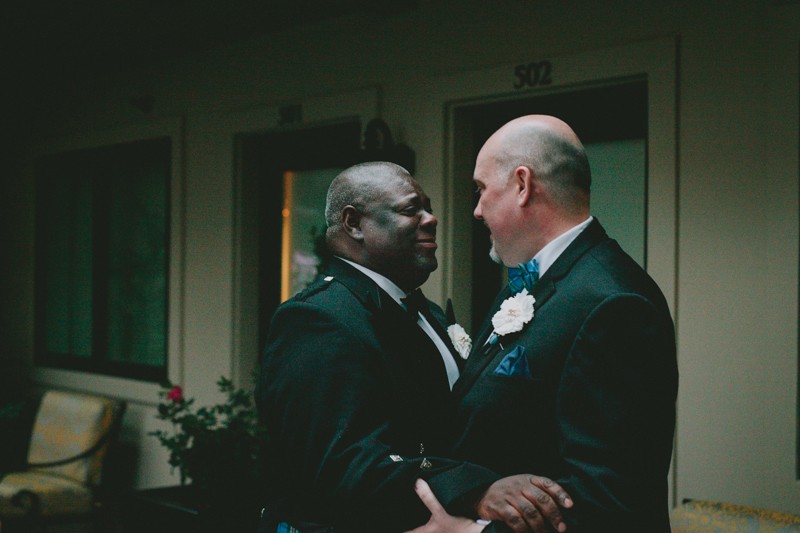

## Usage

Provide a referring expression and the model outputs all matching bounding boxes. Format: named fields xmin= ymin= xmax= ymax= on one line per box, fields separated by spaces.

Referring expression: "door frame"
xmin=224 ymin=88 xmax=380 ymax=387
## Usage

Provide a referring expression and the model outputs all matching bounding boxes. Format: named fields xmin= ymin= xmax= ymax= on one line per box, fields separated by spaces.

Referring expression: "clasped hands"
xmin=406 ymin=474 xmax=573 ymax=533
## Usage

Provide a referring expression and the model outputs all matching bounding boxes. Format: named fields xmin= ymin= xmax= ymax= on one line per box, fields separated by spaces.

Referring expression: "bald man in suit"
xmin=418 ymin=116 xmax=677 ymax=533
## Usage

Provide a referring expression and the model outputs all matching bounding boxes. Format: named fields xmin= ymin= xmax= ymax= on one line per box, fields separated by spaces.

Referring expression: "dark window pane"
xmin=35 ymin=137 xmax=170 ymax=380
xmin=104 ymin=143 xmax=169 ymax=367
xmin=40 ymin=170 xmax=93 ymax=357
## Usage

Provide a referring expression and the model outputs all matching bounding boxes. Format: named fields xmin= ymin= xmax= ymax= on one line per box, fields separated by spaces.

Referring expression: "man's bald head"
xmin=483 ymin=115 xmax=591 ymax=216
xmin=473 ymin=115 xmax=592 ymax=265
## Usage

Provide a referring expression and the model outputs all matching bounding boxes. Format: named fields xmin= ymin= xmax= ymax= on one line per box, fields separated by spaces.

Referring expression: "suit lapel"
xmin=474 ymin=286 xmax=512 ymax=348
xmin=325 ymin=259 xmax=422 ymax=342
xmin=422 ymin=301 xmax=465 ymax=371
xmin=453 ymin=286 xmax=511 ymax=394
xmin=454 ymin=220 xmax=609 ymax=396
xmin=326 ymin=258 xmax=454 ymax=386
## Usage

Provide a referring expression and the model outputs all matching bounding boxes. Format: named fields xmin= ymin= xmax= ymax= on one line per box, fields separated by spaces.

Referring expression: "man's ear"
xmin=515 ymin=166 xmax=533 ymax=206
xmin=342 ymin=206 xmax=364 ymax=241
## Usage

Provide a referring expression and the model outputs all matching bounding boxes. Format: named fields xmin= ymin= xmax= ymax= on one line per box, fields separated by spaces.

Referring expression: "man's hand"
xmin=476 ymin=474 xmax=573 ymax=533
xmin=404 ymin=479 xmax=487 ymax=533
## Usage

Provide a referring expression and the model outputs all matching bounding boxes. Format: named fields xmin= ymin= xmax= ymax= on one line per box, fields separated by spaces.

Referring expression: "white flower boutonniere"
xmin=447 ymin=323 xmax=472 ymax=360
xmin=491 ymin=288 xmax=535 ymax=337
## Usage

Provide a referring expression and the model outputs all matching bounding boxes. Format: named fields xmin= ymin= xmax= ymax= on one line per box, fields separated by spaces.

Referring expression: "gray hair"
xmin=325 ymin=161 xmax=410 ymax=229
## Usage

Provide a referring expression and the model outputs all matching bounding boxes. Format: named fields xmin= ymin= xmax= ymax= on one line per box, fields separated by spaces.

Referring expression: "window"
xmin=34 ymin=137 xmax=171 ymax=381
xmin=280 ymin=168 xmax=342 ymax=301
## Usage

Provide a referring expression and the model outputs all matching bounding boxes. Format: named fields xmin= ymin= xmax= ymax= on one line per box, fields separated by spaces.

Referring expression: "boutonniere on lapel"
xmin=445 ymin=298 xmax=472 ymax=360
xmin=487 ymin=288 xmax=535 ymax=349
xmin=447 ymin=323 xmax=472 ymax=359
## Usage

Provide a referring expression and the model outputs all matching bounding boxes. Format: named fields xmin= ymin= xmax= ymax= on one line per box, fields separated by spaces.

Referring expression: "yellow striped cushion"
xmin=672 ymin=499 xmax=800 ymax=532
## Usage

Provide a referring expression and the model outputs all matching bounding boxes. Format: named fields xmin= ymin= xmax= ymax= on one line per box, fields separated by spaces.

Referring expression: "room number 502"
xmin=513 ymin=61 xmax=553 ymax=89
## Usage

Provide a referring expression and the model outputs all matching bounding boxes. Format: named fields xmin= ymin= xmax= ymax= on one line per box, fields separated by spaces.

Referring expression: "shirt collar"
xmin=533 ymin=216 xmax=593 ymax=277
xmin=337 ymin=257 xmax=407 ymax=305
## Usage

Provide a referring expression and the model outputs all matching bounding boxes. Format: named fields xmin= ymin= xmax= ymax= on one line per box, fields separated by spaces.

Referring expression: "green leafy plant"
xmin=150 ymin=377 xmax=265 ymax=493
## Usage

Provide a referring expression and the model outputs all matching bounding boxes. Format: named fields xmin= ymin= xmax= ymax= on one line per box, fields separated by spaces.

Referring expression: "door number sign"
xmin=513 ymin=60 xmax=553 ymax=89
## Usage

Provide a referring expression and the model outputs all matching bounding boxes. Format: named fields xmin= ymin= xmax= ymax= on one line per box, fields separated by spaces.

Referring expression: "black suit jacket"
xmin=255 ymin=258 xmax=497 ymax=532
xmin=429 ymin=220 xmax=678 ymax=533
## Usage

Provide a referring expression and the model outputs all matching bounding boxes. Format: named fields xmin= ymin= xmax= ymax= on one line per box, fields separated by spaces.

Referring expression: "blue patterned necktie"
xmin=507 ymin=258 xmax=539 ymax=294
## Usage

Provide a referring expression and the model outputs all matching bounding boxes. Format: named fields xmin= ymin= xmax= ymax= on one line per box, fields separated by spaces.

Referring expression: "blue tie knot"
xmin=508 ymin=258 xmax=539 ymax=294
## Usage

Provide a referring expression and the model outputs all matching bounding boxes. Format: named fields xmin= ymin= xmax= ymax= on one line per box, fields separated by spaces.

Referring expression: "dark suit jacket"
xmin=429 ymin=220 xmax=678 ymax=533
xmin=255 ymin=258 xmax=497 ymax=532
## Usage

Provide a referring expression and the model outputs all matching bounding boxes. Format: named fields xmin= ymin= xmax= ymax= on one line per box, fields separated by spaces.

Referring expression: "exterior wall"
xmin=2 ymin=0 xmax=799 ymax=513
xmin=675 ymin=0 xmax=800 ymax=512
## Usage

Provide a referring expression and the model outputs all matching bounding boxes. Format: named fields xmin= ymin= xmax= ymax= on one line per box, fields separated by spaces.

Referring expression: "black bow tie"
xmin=402 ymin=288 xmax=428 ymax=316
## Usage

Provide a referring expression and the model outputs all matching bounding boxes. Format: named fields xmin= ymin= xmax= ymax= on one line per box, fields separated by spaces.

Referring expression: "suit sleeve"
xmin=257 ymin=299 xmax=497 ymax=530
xmin=555 ymin=294 xmax=677 ymax=532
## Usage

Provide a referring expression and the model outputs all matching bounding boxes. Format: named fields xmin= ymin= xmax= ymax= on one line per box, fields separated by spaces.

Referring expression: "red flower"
xmin=167 ymin=385 xmax=184 ymax=403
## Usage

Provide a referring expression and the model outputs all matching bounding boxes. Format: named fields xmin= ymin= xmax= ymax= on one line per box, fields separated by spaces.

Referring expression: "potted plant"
xmin=150 ymin=377 xmax=265 ymax=508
